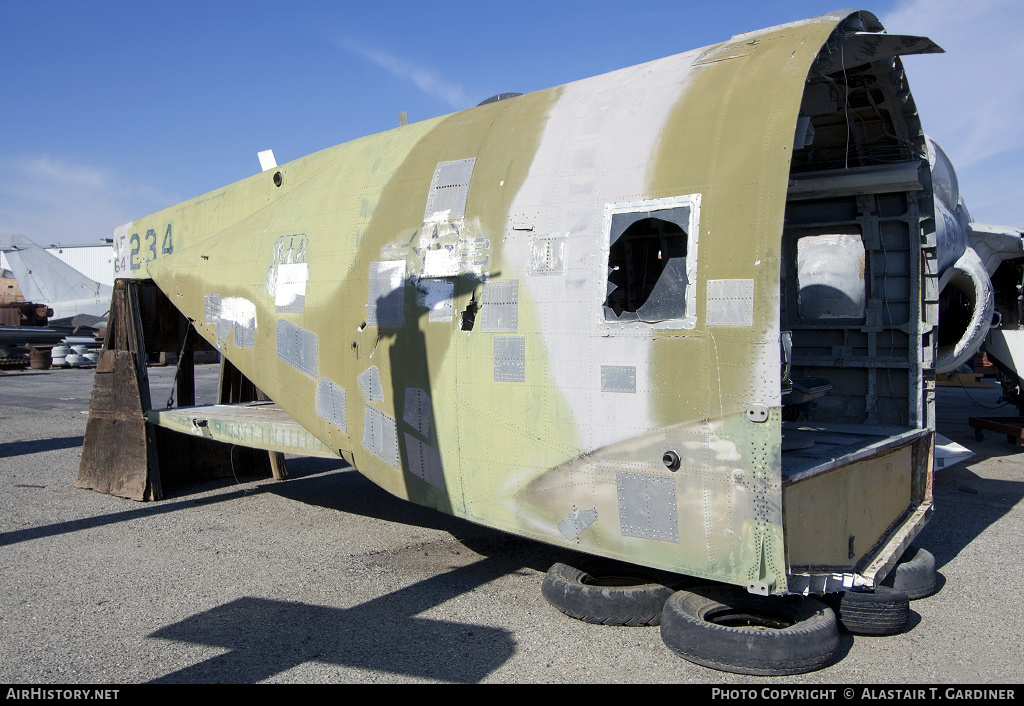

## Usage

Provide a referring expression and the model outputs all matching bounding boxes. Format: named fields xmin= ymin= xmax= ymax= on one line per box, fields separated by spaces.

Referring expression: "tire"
xmin=880 ymin=545 xmax=937 ymax=600
xmin=660 ymin=584 xmax=840 ymax=676
xmin=833 ymin=586 xmax=910 ymax=635
xmin=541 ymin=560 xmax=683 ymax=626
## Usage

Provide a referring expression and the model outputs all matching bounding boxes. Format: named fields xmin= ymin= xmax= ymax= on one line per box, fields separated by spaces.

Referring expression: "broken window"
xmin=604 ymin=208 xmax=689 ymax=322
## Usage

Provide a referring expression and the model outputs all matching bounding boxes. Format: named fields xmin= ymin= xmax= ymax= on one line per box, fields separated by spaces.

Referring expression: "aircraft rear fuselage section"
xmin=125 ymin=10 xmax=938 ymax=594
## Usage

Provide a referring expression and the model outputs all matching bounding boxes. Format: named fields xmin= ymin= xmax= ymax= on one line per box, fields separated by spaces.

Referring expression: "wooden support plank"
xmin=78 ymin=281 xmax=163 ymax=501
xmin=81 ymin=278 xmax=285 ymax=500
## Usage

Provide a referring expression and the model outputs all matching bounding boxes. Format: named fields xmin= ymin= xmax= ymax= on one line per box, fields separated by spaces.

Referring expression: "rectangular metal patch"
xmin=276 ymin=319 xmax=318 ymax=378
xmin=357 ymin=366 xmax=384 ymax=402
xmin=404 ymin=433 xmax=446 ymax=493
xmin=363 ymin=405 xmax=400 ymax=468
xmin=601 ymin=365 xmax=637 ymax=393
xmin=493 ymin=336 xmax=526 ymax=382
xmin=204 ymin=294 xmax=221 ymax=324
xmin=423 ymin=158 xmax=476 ymax=223
xmin=481 ymin=280 xmax=518 ymax=333
xmin=616 ymin=471 xmax=679 ymax=543
xmin=706 ymin=279 xmax=754 ymax=327
xmin=232 ymin=322 xmax=255 ymax=349
xmin=403 ymin=388 xmax=431 ymax=437
xmin=366 ymin=261 xmax=405 ymax=328
xmin=527 ymin=235 xmax=567 ymax=276
xmin=315 ymin=377 xmax=347 ymax=432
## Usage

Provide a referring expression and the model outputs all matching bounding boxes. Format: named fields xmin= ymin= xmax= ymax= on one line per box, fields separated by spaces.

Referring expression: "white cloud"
xmin=24 ymin=157 xmax=107 ymax=190
xmin=334 ymin=37 xmax=472 ymax=110
xmin=881 ymin=0 xmax=1024 ymax=226
xmin=0 ymin=156 xmax=178 ymax=245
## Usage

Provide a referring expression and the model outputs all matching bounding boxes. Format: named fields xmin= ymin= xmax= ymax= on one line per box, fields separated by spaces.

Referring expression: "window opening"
xmin=605 ymin=215 xmax=688 ymax=322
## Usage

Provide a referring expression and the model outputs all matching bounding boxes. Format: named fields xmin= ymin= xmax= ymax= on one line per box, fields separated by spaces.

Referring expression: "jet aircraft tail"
xmin=0 ymin=234 xmax=113 ymax=324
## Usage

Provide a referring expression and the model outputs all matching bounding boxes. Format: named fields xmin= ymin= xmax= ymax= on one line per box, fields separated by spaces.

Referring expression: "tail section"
xmin=0 ymin=234 xmax=113 ymax=322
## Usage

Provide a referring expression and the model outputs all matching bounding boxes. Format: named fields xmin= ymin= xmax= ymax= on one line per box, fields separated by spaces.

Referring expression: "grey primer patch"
xmin=216 ymin=318 xmax=233 ymax=342
xmin=417 ymin=278 xmax=454 ymax=322
xmin=205 ymin=294 xmax=221 ymax=324
xmin=357 ymin=366 xmax=384 ymax=402
xmin=276 ymin=319 xmax=318 ymax=378
xmin=363 ymin=405 xmax=400 ymax=468
xmin=404 ymin=433 xmax=446 ymax=493
xmin=423 ymin=158 xmax=476 ymax=222
xmin=481 ymin=280 xmax=518 ymax=333
xmin=558 ymin=507 xmax=598 ymax=540
xmin=528 ymin=235 xmax=567 ymax=276
xmin=616 ymin=471 xmax=679 ymax=543
xmin=366 ymin=261 xmax=405 ymax=328
xmin=493 ymin=336 xmax=526 ymax=382
xmin=316 ymin=377 xmax=347 ymax=433
xmin=601 ymin=365 xmax=637 ymax=393
xmin=706 ymin=279 xmax=755 ymax=327
xmin=403 ymin=388 xmax=431 ymax=437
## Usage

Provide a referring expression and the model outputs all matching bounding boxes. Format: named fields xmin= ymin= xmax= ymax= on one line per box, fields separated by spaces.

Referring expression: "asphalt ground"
xmin=0 ymin=364 xmax=1021 ymax=685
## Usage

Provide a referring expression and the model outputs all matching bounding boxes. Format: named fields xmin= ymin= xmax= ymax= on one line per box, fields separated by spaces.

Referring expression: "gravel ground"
xmin=0 ymin=365 xmax=1021 ymax=684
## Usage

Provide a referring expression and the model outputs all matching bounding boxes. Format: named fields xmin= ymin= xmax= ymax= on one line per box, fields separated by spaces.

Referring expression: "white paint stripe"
xmin=507 ymin=52 xmax=703 ymax=450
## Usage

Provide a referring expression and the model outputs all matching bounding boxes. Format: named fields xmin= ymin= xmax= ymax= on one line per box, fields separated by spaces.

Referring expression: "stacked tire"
xmin=542 ymin=546 xmax=937 ymax=674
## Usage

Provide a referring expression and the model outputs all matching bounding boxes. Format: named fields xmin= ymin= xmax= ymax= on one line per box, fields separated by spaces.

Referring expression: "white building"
xmin=0 ymin=242 xmax=115 ymax=287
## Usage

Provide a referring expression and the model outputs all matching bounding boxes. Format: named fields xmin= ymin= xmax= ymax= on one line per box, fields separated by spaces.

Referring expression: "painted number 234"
xmin=126 ymin=224 xmax=174 ymax=271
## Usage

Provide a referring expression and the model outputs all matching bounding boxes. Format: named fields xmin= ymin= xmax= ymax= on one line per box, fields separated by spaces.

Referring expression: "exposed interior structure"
xmin=779 ymin=14 xmax=938 ymax=580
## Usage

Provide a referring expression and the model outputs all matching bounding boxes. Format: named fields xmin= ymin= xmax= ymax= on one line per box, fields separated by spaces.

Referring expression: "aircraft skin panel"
xmin=137 ymin=10 xmax=928 ymax=593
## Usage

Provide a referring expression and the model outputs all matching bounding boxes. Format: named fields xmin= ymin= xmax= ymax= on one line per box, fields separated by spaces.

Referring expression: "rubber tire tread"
xmin=880 ymin=545 xmax=937 ymax=600
xmin=660 ymin=584 xmax=840 ymax=676
xmin=541 ymin=560 xmax=681 ymax=626
xmin=835 ymin=586 xmax=910 ymax=635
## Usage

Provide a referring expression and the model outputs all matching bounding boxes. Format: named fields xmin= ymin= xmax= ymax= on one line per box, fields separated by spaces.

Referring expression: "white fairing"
xmin=928 ymin=139 xmax=1022 ymax=374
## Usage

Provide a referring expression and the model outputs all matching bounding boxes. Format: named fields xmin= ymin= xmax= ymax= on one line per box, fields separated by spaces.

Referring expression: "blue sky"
xmin=1 ymin=0 xmax=1021 ymax=246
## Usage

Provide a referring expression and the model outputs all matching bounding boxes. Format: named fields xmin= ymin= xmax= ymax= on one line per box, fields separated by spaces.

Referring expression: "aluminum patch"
xmin=493 ymin=336 xmax=526 ymax=382
xmin=481 ymin=280 xmax=518 ymax=333
xmin=366 ymin=261 xmax=405 ymax=328
xmin=423 ymin=158 xmax=476 ymax=223
xmin=363 ymin=405 xmax=400 ymax=468
xmin=276 ymin=319 xmax=318 ymax=378
xmin=616 ymin=471 xmax=679 ymax=543
xmin=204 ymin=294 xmax=221 ymax=324
xmin=274 ymin=262 xmax=308 ymax=313
xmin=404 ymin=433 xmax=446 ymax=493
xmin=601 ymin=365 xmax=636 ymax=393
xmin=558 ymin=507 xmax=598 ymax=541
xmin=221 ymin=297 xmax=256 ymax=349
xmin=357 ymin=366 xmax=384 ymax=402
xmin=706 ymin=279 xmax=755 ymax=327
xmin=403 ymin=388 xmax=431 ymax=437
xmin=528 ymin=235 xmax=567 ymax=276
xmin=315 ymin=377 xmax=347 ymax=433
xmin=416 ymin=278 xmax=454 ymax=322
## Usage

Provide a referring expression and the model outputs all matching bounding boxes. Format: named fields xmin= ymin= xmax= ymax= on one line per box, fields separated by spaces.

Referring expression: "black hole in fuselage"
xmin=273 ymin=171 xmax=283 ymax=187
xmin=606 ymin=217 xmax=687 ymax=316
